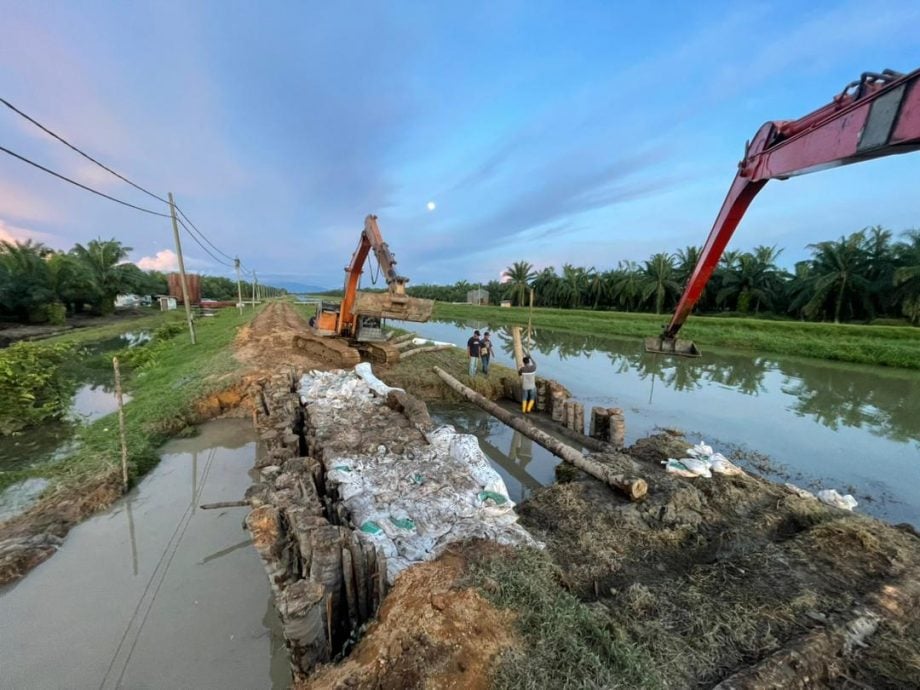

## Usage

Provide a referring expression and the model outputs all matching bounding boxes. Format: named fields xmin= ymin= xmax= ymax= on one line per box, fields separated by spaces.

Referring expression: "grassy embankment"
xmin=433 ymin=302 xmax=920 ymax=370
xmin=0 ymin=307 xmax=258 ymax=493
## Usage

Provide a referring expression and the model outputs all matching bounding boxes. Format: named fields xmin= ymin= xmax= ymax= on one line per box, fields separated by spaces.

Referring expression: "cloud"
xmin=0 ymin=218 xmax=61 ymax=246
xmin=136 ymin=249 xmax=178 ymax=271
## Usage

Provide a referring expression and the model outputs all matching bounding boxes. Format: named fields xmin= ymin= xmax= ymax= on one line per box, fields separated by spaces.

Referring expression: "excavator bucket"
xmin=644 ymin=336 xmax=702 ymax=358
xmin=353 ymin=291 xmax=434 ymax=322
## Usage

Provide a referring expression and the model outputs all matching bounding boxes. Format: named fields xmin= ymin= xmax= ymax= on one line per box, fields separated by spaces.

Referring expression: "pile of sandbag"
xmin=298 ymin=366 xmax=539 ymax=583
xmin=663 ymin=441 xmax=745 ymax=478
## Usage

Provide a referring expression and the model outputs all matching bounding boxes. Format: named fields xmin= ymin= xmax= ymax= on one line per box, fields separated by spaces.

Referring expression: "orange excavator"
xmin=295 ymin=215 xmax=434 ymax=366
xmin=647 ymin=67 xmax=920 ymax=357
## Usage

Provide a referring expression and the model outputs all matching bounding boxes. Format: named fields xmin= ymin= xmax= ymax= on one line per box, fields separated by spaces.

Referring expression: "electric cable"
xmin=0 ymin=144 xmax=171 ymax=218
xmin=175 ymin=205 xmax=236 ymax=262
xmin=0 ymin=96 xmax=170 ymax=205
xmin=175 ymin=217 xmax=235 ymax=269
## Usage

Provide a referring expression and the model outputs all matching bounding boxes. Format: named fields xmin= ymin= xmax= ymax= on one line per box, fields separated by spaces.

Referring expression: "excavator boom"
xmin=648 ymin=67 xmax=920 ymax=355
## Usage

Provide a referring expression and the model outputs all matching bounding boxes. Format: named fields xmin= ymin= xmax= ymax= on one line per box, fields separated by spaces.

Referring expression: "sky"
xmin=1 ymin=1 xmax=918 ymax=290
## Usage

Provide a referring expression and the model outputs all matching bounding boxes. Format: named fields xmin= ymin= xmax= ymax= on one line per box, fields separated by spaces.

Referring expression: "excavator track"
xmin=359 ymin=341 xmax=401 ymax=366
xmin=292 ymin=332 xmax=361 ymax=368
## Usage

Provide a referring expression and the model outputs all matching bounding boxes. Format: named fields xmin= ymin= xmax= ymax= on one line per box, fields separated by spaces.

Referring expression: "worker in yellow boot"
xmin=518 ymin=355 xmax=537 ymax=414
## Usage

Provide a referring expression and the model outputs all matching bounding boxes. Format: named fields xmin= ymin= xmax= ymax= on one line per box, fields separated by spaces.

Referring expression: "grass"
xmin=470 ymin=547 xmax=661 ymax=690
xmin=0 ymin=307 xmax=257 ymax=493
xmin=433 ymin=302 xmax=920 ymax=369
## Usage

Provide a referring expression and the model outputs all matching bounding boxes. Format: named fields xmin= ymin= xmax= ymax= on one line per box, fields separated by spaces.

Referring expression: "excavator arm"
xmin=650 ymin=67 xmax=920 ymax=354
xmin=338 ymin=215 xmax=411 ymax=335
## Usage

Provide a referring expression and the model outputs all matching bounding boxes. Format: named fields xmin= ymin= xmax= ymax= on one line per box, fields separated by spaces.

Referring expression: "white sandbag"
xmin=411 ymin=337 xmax=455 ymax=347
xmin=817 ymin=489 xmax=858 ymax=511
xmin=686 ymin=442 xmax=713 ymax=459
xmin=354 ymin=362 xmax=404 ymax=396
xmin=664 ymin=459 xmax=700 ymax=478
xmin=680 ymin=456 xmax=712 ymax=478
xmin=709 ymin=452 xmax=744 ymax=476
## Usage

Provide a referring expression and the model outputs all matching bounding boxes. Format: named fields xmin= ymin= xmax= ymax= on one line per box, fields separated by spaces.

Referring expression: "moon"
xmin=426 ymin=201 xmax=436 ymax=211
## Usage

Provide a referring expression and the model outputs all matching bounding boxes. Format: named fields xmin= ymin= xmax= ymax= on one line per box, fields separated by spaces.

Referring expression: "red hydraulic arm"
xmin=662 ymin=67 xmax=920 ymax=341
xmin=338 ymin=215 xmax=408 ymax=336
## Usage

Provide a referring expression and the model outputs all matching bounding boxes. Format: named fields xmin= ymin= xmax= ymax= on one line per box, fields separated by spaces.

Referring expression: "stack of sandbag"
xmin=663 ymin=441 xmax=745 ymax=479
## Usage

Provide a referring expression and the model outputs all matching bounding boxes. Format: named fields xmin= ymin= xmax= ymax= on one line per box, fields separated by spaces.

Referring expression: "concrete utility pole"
xmin=235 ymin=257 xmax=243 ymax=314
xmin=169 ymin=192 xmax=196 ymax=344
xmin=251 ymin=270 xmax=257 ymax=307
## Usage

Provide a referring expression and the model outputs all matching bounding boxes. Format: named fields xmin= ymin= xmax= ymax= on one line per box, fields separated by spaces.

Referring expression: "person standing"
xmin=480 ymin=331 xmax=494 ymax=375
xmin=518 ymin=355 xmax=537 ymax=413
xmin=467 ymin=329 xmax=482 ymax=376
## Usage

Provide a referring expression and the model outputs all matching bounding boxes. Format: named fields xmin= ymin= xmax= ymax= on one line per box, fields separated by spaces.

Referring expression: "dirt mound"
xmin=515 ymin=431 xmax=920 ymax=688
xmin=235 ymin=302 xmax=330 ymax=373
xmin=299 ymin=545 xmax=516 ymax=690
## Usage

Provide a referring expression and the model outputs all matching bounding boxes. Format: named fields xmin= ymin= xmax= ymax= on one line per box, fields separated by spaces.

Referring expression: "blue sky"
xmin=1 ymin=1 xmax=918 ymax=289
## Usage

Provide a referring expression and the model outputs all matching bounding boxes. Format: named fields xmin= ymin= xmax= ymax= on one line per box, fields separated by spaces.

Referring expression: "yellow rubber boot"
xmin=526 ymin=399 xmax=535 ymax=413
xmin=521 ymin=400 xmax=527 ymax=414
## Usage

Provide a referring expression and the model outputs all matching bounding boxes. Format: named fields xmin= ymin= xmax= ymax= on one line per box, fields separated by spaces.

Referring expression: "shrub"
xmin=0 ymin=341 xmax=78 ymax=434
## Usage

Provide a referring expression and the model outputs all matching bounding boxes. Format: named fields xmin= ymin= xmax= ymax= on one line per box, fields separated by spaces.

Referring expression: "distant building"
xmin=115 ymin=294 xmax=142 ymax=308
xmin=167 ymin=272 xmax=201 ymax=305
xmin=158 ymin=296 xmax=177 ymax=311
xmin=500 ymin=300 xmax=512 ymax=308
xmin=466 ymin=288 xmax=489 ymax=305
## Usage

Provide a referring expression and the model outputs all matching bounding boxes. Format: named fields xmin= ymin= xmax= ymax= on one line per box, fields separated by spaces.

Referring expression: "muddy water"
xmin=415 ymin=319 xmax=920 ymax=527
xmin=0 ymin=419 xmax=290 ymax=689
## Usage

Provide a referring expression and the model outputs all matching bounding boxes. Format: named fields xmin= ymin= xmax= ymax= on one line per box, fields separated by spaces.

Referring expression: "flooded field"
xmin=0 ymin=419 xmax=289 ymax=689
xmin=416 ymin=319 xmax=920 ymax=527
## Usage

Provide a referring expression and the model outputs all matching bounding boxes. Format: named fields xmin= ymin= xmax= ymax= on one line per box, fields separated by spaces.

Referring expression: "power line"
xmin=0 ymin=96 xmax=170 ymax=205
xmin=175 ymin=217 xmax=235 ymax=268
xmin=174 ymin=206 xmax=236 ymax=263
xmin=0 ymin=144 xmax=171 ymax=218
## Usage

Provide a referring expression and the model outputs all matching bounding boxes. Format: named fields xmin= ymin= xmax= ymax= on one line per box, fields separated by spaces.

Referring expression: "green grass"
xmin=47 ymin=309 xmax=186 ymax=346
xmin=471 ymin=547 xmax=660 ymax=690
xmin=433 ymin=302 xmax=920 ymax=369
xmin=0 ymin=307 xmax=257 ymax=493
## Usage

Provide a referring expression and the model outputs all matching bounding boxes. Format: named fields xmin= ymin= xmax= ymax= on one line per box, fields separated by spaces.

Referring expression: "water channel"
xmin=417 ymin=318 xmax=920 ymax=527
xmin=0 ymin=419 xmax=290 ymax=689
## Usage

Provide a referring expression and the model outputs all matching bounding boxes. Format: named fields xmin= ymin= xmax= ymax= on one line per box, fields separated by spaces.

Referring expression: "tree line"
xmin=0 ymin=238 xmax=284 ymax=325
xmin=407 ymin=227 xmax=920 ymax=325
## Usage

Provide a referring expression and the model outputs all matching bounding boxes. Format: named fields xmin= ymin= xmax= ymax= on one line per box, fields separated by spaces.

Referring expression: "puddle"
xmin=0 ymin=478 xmax=50 ymax=523
xmin=0 ymin=419 xmax=291 ymax=689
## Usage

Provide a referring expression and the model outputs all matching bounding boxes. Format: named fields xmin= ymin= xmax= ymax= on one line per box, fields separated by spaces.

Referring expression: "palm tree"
xmin=803 ymin=232 xmax=872 ymax=323
xmin=717 ymin=245 xmax=784 ymax=313
xmin=71 ymin=238 xmax=134 ymax=314
xmin=0 ymin=240 xmax=54 ymax=320
xmin=639 ymin=253 xmax=680 ymax=314
xmin=674 ymin=245 xmax=701 ymax=286
xmin=556 ymin=264 xmax=587 ymax=309
xmin=611 ymin=261 xmax=643 ymax=312
xmin=894 ymin=230 xmax=920 ymax=324
xmin=531 ymin=267 xmax=559 ymax=307
xmin=501 ymin=261 xmax=536 ymax=306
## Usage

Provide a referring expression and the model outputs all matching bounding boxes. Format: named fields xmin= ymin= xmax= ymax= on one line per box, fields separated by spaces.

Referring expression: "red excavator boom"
xmin=648 ymin=67 xmax=920 ymax=355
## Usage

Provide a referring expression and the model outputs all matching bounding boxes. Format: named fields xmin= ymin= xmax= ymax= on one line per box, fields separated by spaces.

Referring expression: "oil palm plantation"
xmin=802 ymin=232 xmax=872 ymax=323
xmin=894 ymin=230 xmax=920 ymax=324
xmin=71 ymin=238 xmax=134 ymax=314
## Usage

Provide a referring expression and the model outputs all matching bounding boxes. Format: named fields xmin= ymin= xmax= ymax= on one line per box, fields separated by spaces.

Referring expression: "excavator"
xmin=646 ymin=67 xmax=920 ymax=357
xmin=294 ymin=215 xmax=434 ymax=367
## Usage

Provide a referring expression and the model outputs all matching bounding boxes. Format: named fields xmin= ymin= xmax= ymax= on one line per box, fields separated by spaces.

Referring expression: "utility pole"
xmin=251 ymin=270 xmax=257 ymax=307
xmin=235 ymin=257 xmax=243 ymax=314
xmin=169 ymin=192 xmax=196 ymax=344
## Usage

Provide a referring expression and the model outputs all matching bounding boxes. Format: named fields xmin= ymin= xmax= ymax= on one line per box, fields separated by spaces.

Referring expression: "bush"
xmin=0 ymin=341 xmax=78 ymax=434
xmin=46 ymin=302 xmax=67 ymax=326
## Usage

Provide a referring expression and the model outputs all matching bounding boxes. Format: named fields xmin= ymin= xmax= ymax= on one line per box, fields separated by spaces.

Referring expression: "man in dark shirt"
xmin=467 ymin=330 xmax=481 ymax=376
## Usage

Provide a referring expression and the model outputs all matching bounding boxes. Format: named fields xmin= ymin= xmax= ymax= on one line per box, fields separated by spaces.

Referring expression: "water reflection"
xmin=435 ymin=317 xmax=919 ymax=446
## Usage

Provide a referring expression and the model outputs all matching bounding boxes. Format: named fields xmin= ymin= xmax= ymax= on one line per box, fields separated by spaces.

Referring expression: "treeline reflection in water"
xmin=434 ymin=317 xmax=920 ymax=447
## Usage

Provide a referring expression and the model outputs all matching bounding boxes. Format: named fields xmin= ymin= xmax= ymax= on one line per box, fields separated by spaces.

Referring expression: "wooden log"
xmin=400 ymin=343 xmax=452 ymax=359
xmin=574 ymin=402 xmax=584 ymax=435
xmin=341 ymin=546 xmax=358 ymax=629
xmin=609 ymin=407 xmax=626 ymax=448
xmin=551 ymin=388 xmax=566 ymax=423
xmin=564 ymin=399 xmax=575 ymax=430
xmin=391 ymin=332 xmax=417 ymax=345
xmin=394 ymin=338 xmax=417 ymax=350
xmin=433 ymin=366 xmax=648 ymax=500
xmin=200 ymin=500 xmax=249 ymax=510
xmin=527 ymin=412 xmax=613 ymax=454
xmin=276 ymin=579 xmax=329 ymax=674
xmin=349 ymin=534 xmax=369 ymax=622
xmin=511 ymin=327 xmax=524 ymax=369
xmin=590 ymin=407 xmax=609 ymax=439
xmin=363 ymin=542 xmax=377 ymax=613
xmin=535 ymin=379 xmax=549 ymax=412
xmin=377 ymin=547 xmax=388 ymax=599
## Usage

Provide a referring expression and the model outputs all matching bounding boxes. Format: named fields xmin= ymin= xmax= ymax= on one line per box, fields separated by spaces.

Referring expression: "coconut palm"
xmin=502 ymin=261 xmax=536 ymax=306
xmin=803 ymin=232 xmax=872 ymax=323
xmin=611 ymin=261 xmax=643 ymax=312
xmin=894 ymin=230 xmax=920 ymax=324
xmin=639 ymin=253 xmax=680 ymax=314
